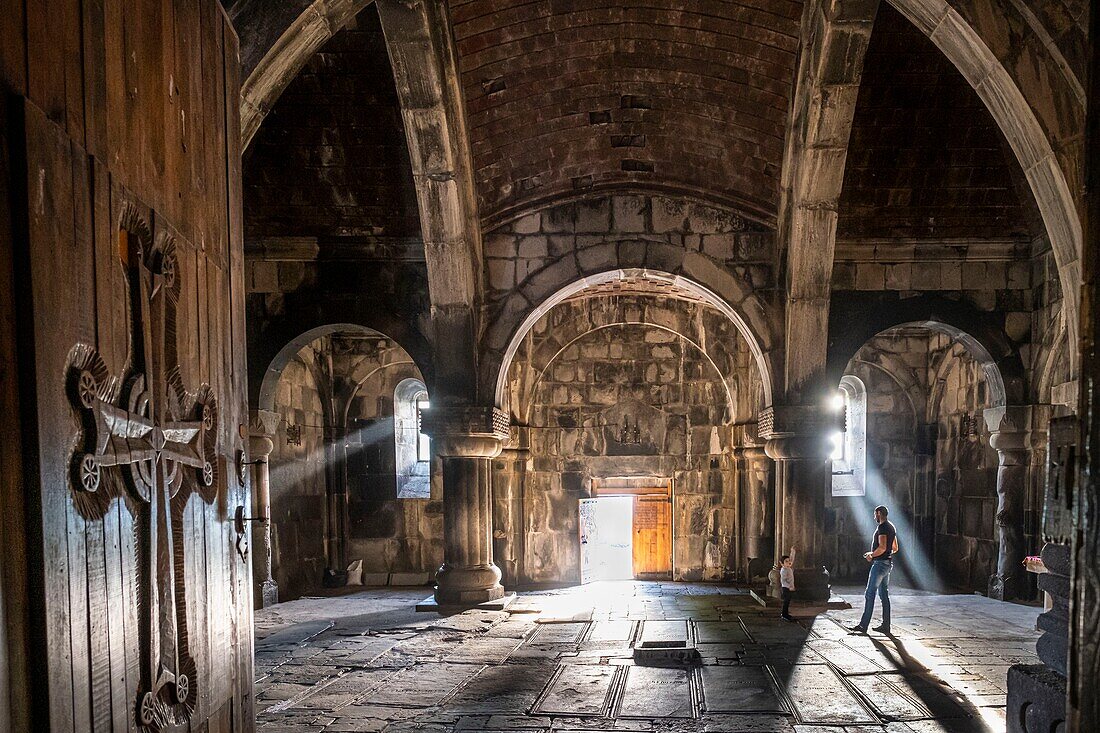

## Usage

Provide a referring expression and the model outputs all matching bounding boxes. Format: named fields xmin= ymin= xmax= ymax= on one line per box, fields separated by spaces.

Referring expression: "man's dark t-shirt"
xmin=872 ymin=520 xmax=897 ymax=560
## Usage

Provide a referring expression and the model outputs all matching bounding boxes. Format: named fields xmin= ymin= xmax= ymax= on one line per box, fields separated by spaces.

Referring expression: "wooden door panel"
xmin=6 ymin=3 xmax=253 ymax=730
xmin=632 ymin=498 xmax=671 ymax=577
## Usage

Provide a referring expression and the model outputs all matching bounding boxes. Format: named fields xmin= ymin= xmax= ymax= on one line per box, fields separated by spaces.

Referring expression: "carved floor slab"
xmin=254 ymin=583 xmax=1039 ymax=732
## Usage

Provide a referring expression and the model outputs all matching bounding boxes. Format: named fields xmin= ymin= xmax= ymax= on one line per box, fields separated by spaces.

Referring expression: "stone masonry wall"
xmin=269 ymin=333 xmax=442 ymax=600
xmin=269 ymin=347 xmax=328 ymax=601
xmin=928 ymin=334 xmax=1001 ymax=594
xmin=507 ymin=293 xmax=763 ymax=584
xmin=480 ymin=192 xmax=779 ymax=399
xmin=829 ymin=329 xmax=1000 ymax=594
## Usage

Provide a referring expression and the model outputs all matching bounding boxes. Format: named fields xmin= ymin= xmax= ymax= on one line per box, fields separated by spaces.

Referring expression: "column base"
xmin=1006 ymin=664 xmax=1066 ymax=733
xmin=768 ymin=565 xmax=832 ymax=602
xmin=258 ymin=579 xmax=279 ymax=608
xmin=434 ymin=563 xmax=505 ymax=605
xmin=988 ymin=572 xmax=1022 ymax=601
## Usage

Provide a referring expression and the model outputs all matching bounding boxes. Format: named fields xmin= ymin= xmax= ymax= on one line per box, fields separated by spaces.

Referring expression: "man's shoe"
xmin=872 ymin=625 xmax=891 ymax=634
xmin=848 ymin=625 xmax=867 ymax=634
xmin=781 ymin=615 xmax=795 ymax=622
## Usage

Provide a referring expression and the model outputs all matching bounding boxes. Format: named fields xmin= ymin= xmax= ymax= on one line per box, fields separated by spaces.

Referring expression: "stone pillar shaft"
xmin=984 ymin=406 xmax=1047 ymax=601
xmin=249 ymin=409 xmax=279 ymax=608
xmin=737 ymin=444 xmax=773 ymax=581
xmin=491 ymin=445 xmax=527 ymax=588
xmin=761 ymin=406 xmax=839 ymax=601
xmin=421 ymin=405 xmax=510 ymax=605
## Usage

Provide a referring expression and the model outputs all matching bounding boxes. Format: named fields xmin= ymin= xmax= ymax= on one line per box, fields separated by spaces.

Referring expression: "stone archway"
xmin=493 ymin=269 xmax=776 ymax=411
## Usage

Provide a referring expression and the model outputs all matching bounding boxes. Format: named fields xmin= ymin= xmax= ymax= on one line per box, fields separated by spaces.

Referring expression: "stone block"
xmin=513 ymin=212 xmax=541 ymax=234
xmin=940 ymin=262 xmax=962 ymax=290
xmin=251 ymin=261 xmax=280 ymax=292
xmin=575 ymin=198 xmax=611 ymax=233
xmin=517 ymin=236 xmax=548 ymax=258
xmin=543 ymin=202 xmax=576 ymax=233
xmin=1006 ymin=664 xmax=1066 ymax=733
xmin=885 ymin=263 xmax=911 ymax=289
xmin=702 ymin=233 xmax=736 ymax=260
xmin=911 ymin=262 xmax=941 ymax=289
xmin=652 ymin=197 xmax=689 ymax=232
xmin=612 ymin=195 xmax=647 ymax=232
xmin=488 ymin=259 xmax=516 ymax=291
xmin=854 ymin=263 xmax=885 ymax=289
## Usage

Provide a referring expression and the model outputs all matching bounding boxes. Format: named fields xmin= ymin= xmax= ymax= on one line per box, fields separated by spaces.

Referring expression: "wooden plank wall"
xmin=0 ymin=2 xmax=253 ymax=732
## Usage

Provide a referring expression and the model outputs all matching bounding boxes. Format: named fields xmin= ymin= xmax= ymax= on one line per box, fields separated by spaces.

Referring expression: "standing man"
xmin=850 ymin=505 xmax=898 ymax=634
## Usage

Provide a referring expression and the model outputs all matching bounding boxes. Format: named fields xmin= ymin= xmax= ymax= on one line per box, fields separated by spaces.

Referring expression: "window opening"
xmin=832 ymin=375 xmax=867 ymax=497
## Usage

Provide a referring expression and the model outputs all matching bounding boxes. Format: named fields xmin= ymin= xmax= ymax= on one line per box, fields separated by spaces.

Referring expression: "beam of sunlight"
xmin=844 ymin=460 xmax=945 ymax=593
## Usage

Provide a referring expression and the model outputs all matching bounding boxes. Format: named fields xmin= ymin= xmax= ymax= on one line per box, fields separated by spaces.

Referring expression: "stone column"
xmin=736 ymin=434 xmax=774 ymax=583
xmin=984 ymin=406 xmax=1046 ymax=601
xmin=421 ymin=405 xmax=510 ymax=605
xmin=491 ymin=429 xmax=528 ymax=589
xmin=249 ymin=409 xmax=280 ymax=608
xmin=761 ymin=405 xmax=838 ymax=601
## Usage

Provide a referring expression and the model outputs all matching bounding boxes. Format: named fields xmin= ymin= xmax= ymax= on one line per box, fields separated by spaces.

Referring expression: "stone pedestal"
xmin=736 ymin=441 xmax=774 ymax=582
xmin=421 ymin=405 xmax=510 ymax=605
xmin=761 ymin=405 xmax=839 ymax=601
xmin=249 ymin=409 xmax=280 ymax=608
xmin=491 ymin=437 xmax=528 ymax=589
xmin=1007 ymin=542 xmax=1068 ymax=733
xmin=984 ymin=406 xmax=1046 ymax=601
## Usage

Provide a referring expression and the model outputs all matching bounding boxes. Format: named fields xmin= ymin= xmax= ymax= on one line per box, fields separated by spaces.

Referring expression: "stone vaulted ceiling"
xmin=449 ymin=0 xmax=803 ymax=227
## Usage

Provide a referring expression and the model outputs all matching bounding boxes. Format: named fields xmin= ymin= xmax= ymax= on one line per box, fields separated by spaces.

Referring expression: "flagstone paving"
xmin=254 ymin=582 xmax=1039 ymax=732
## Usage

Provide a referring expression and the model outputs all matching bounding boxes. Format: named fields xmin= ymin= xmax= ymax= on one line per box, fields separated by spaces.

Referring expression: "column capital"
xmin=248 ymin=408 xmax=279 ymax=458
xmin=983 ymin=405 xmax=1050 ymax=452
xmin=421 ymin=405 xmax=510 ymax=459
xmin=248 ymin=408 xmax=280 ymax=438
xmin=734 ymin=445 xmax=769 ymax=462
xmin=759 ymin=405 xmax=842 ymax=439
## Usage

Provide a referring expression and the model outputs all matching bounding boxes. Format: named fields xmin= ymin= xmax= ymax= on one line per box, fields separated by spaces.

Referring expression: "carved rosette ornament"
xmin=65 ymin=221 xmax=218 ymax=731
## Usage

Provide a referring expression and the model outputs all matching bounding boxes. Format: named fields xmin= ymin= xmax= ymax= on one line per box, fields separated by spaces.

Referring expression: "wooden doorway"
xmin=632 ymin=495 xmax=672 ymax=578
xmin=584 ymin=477 xmax=673 ymax=581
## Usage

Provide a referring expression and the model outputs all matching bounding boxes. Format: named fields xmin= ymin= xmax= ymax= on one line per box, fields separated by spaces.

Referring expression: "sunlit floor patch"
xmin=254 ymin=581 xmax=1039 ymax=732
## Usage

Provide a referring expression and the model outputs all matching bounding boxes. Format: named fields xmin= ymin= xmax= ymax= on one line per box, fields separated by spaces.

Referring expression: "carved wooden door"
xmin=1 ymin=2 xmax=254 ymax=730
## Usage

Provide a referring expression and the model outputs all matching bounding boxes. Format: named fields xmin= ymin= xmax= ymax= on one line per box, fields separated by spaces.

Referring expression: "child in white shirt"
xmin=780 ymin=552 xmax=795 ymax=622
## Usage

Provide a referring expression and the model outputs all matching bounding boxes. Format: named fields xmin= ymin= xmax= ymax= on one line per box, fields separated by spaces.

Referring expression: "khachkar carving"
xmin=66 ymin=228 xmax=218 ymax=730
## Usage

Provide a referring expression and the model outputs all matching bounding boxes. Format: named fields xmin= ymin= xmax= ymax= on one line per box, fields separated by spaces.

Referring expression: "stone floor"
xmin=254 ymin=582 xmax=1041 ymax=732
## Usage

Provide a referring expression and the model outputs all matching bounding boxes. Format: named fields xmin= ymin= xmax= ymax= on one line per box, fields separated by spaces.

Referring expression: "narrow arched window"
xmin=395 ymin=378 xmax=431 ymax=498
xmin=832 ymin=375 xmax=867 ymax=497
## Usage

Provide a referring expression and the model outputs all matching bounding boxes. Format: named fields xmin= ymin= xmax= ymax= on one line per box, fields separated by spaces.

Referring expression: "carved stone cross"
xmin=67 ymin=229 xmax=218 ymax=730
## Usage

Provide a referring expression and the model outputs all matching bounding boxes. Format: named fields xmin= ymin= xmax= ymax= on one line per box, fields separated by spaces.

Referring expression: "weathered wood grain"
xmin=3 ymin=2 xmax=249 ymax=730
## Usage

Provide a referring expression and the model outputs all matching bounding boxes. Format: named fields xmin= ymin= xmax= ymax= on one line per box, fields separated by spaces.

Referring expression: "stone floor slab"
xmin=699 ymin=665 xmax=788 ymax=714
xmin=638 ymin=619 xmax=690 ymax=648
xmin=777 ymin=664 xmax=878 ymax=725
xmin=617 ymin=666 xmax=695 ymax=718
xmin=359 ymin=662 xmax=483 ymax=707
xmin=695 ymin=620 xmax=751 ymax=644
xmin=532 ymin=664 xmax=620 ymax=716
xmin=446 ymin=663 xmax=558 ymax=715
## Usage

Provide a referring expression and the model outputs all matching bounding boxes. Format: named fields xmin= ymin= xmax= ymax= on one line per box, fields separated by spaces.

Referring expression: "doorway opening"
xmin=579 ymin=478 xmax=673 ymax=583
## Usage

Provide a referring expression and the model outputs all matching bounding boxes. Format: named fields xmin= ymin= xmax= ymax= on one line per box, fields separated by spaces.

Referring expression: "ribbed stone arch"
xmin=887 ymin=0 xmax=1082 ymax=370
xmin=504 ymin=293 xmax=767 ymax=426
xmin=783 ymin=0 xmax=1081 ymax=405
xmin=493 ymin=269 xmax=776 ymax=409
xmin=239 ymin=0 xmax=485 ymax=402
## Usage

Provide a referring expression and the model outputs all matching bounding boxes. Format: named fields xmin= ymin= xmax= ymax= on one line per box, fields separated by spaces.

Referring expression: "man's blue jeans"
xmin=858 ymin=559 xmax=892 ymax=630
